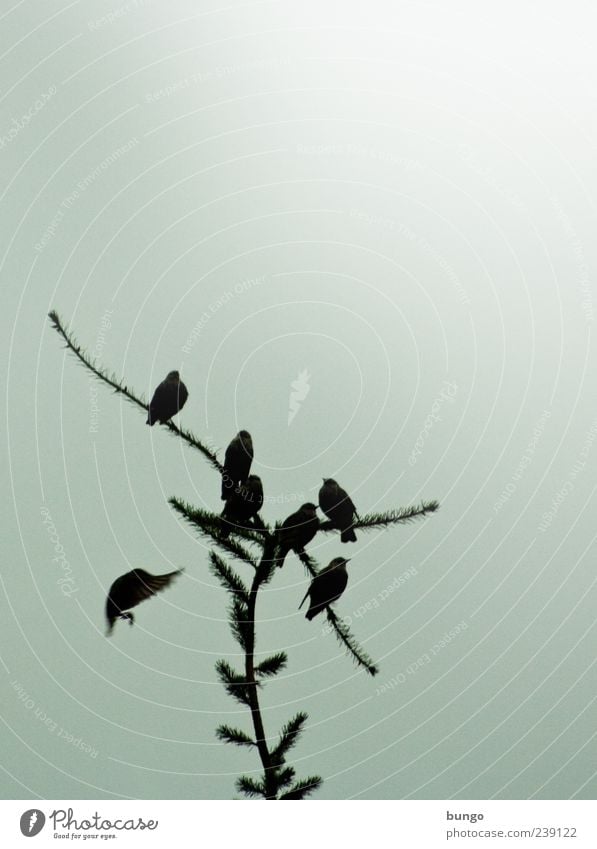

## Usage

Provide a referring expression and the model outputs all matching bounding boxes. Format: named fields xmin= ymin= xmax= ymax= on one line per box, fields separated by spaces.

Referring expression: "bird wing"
xmin=149 ymin=380 xmax=182 ymax=422
xmin=312 ymin=567 xmax=347 ymax=606
xmin=222 ymin=440 xmax=246 ymax=497
xmin=177 ymin=381 xmax=189 ymax=407
xmin=129 ymin=569 xmax=183 ymax=604
xmin=280 ymin=509 xmax=300 ymax=535
xmin=223 ymin=441 xmax=236 ymax=470
xmin=146 ymin=382 xmax=165 ymax=423
xmin=238 ymin=441 xmax=253 ymax=480
xmin=337 ymin=486 xmax=357 ymax=517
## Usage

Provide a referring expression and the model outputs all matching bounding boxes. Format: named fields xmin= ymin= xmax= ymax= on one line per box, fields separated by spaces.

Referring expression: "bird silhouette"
xmin=299 ymin=557 xmax=350 ymax=620
xmin=146 ymin=371 xmax=188 ymax=425
xmin=318 ymin=478 xmax=358 ymax=542
xmin=276 ymin=503 xmax=319 ymax=567
xmin=221 ymin=475 xmax=264 ymax=538
xmin=105 ymin=568 xmax=183 ymax=635
xmin=221 ymin=430 xmax=253 ymax=500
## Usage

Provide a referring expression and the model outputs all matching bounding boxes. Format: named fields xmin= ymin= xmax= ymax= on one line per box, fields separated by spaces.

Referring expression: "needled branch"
xmin=244 ymin=539 xmax=279 ymax=799
xmin=215 ymin=660 xmax=252 ymax=707
xmin=318 ymin=500 xmax=440 ymax=535
xmin=47 ymin=311 xmax=222 ymax=472
xmin=298 ymin=551 xmax=378 ymax=676
xmin=255 ymin=652 xmax=287 ymax=678
xmin=209 ymin=552 xmax=250 ymax=605
xmin=280 ymin=777 xmax=323 ymax=800
xmin=169 ymin=498 xmax=260 ymax=568
xmin=48 ymin=308 xmax=440 ymax=800
xmin=270 ymin=712 xmax=308 ymax=765
xmin=216 ymin=725 xmax=256 ymax=748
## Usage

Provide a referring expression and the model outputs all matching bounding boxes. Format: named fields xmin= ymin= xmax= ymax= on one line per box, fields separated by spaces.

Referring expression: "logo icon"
xmin=20 ymin=810 xmax=45 ymax=837
xmin=288 ymin=369 xmax=311 ymax=425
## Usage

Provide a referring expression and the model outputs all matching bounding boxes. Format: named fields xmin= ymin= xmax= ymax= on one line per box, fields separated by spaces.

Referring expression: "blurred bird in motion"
xmin=220 ymin=474 xmax=264 ymax=538
xmin=319 ymin=478 xmax=358 ymax=542
xmin=105 ymin=568 xmax=183 ymax=635
xmin=276 ymin=503 xmax=319 ymax=567
xmin=299 ymin=557 xmax=350 ymax=620
xmin=146 ymin=371 xmax=188 ymax=425
xmin=221 ymin=430 xmax=253 ymax=500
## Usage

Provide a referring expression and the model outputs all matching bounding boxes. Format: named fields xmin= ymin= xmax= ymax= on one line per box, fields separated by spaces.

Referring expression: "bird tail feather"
xmin=298 ymin=588 xmax=310 ymax=610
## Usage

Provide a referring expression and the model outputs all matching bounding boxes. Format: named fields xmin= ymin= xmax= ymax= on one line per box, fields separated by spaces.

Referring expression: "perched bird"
xmin=221 ymin=430 xmax=253 ymax=500
xmin=299 ymin=557 xmax=350 ymax=620
xmin=146 ymin=371 xmax=188 ymax=425
xmin=105 ymin=568 xmax=183 ymax=635
xmin=276 ymin=503 xmax=319 ymax=567
xmin=318 ymin=478 xmax=358 ymax=543
xmin=221 ymin=475 xmax=264 ymax=538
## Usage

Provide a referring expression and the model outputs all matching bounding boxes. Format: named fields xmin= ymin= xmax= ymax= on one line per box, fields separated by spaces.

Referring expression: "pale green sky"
xmin=2 ymin=0 xmax=596 ymax=800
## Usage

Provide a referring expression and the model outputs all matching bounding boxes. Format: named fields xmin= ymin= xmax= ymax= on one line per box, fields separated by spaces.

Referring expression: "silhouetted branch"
xmin=255 ymin=652 xmax=287 ymax=678
xmin=318 ymin=500 xmax=439 ymax=535
xmin=229 ymin=597 xmax=251 ymax=653
xmin=216 ymin=725 xmax=256 ymax=748
xmin=215 ymin=659 xmax=252 ymax=707
xmin=298 ymin=551 xmax=378 ymax=676
xmin=271 ymin=712 xmax=308 ymax=764
xmin=236 ymin=776 xmax=265 ymax=798
xmin=208 ymin=552 xmax=250 ymax=604
xmin=326 ymin=607 xmax=378 ymax=676
xmin=279 ymin=776 xmax=323 ymax=799
xmin=169 ymin=498 xmax=259 ymax=568
xmin=47 ymin=311 xmax=222 ymax=472
xmin=48 ymin=308 xmax=439 ymax=799
xmin=275 ymin=766 xmax=296 ymax=788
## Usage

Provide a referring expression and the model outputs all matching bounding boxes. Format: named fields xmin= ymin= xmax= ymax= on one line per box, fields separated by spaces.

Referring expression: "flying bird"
xmin=276 ymin=503 xmax=319 ymax=567
xmin=299 ymin=557 xmax=350 ymax=620
xmin=146 ymin=371 xmax=188 ymax=425
xmin=221 ymin=430 xmax=253 ymax=500
xmin=318 ymin=478 xmax=358 ymax=542
xmin=221 ymin=475 xmax=264 ymax=538
xmin=105 ymin=568 xmax=183 ymax=635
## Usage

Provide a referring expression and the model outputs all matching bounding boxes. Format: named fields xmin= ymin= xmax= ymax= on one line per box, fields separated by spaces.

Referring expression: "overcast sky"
xmin=2 ymin=0 xmax=597 ymax=800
